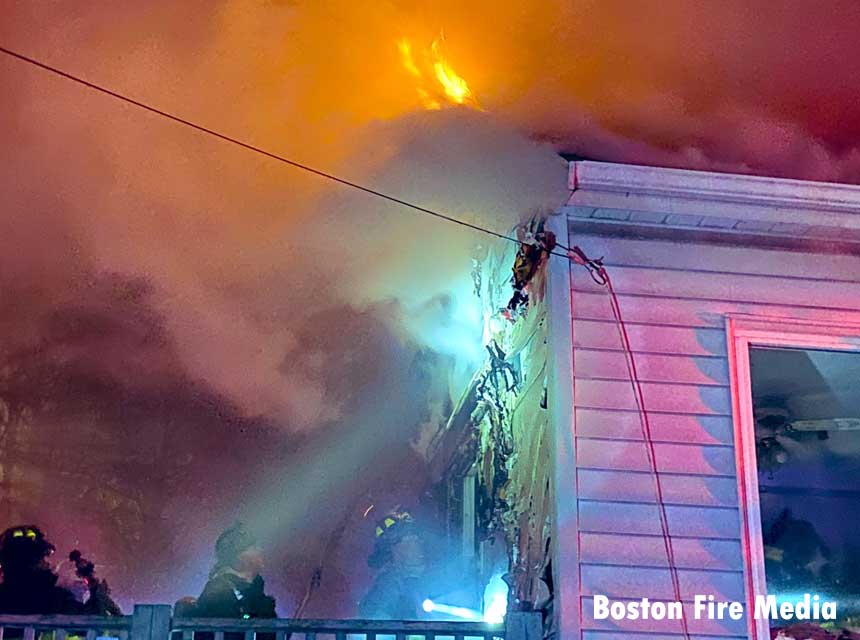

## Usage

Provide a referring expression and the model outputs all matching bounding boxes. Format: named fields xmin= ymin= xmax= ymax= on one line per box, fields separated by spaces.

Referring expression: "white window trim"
xmin=726 ymin=314 xmax=860 ymax=640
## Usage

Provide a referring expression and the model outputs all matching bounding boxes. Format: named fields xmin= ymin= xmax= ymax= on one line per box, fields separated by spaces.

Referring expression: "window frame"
xmin=726 ymin=314 xmax=860 ymax=640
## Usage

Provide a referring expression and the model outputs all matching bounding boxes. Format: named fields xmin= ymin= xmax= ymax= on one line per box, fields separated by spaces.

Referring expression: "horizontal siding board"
xmin=575 ymin=379 xmax=732 ymax=415
xmin=577 ymin=439 xmax=735 ymax=477
xmin=573 ymin=320 xmax=728 ymax=356
xmin=573 ymin=288 xmax=718 ymax=328
xmin=581 ymin=597 xmax=748 ymax=636
xmin=572 ymin=263 xmax=860 ymax=311
xmin=580 ymin=565 xmax=746 ymax=602
xmin=580 ymin=533 xmax=743 ymax=571
xmin=578 ymin=469 xmax=738 ymax=507
xmin=573 ymin=288 xmax=860 ymax=329
xmin=575 ymin=349 xmax=730 ymax=386
xmin=573 ymin=234 xmax=860 ymax=282
xmin=579 ymin=501 xmax=741 ymax=539
xmin=576 ymin=408 xmax=734 ymax=445
xmin=565 ymin=189 xmax=860 ymax=227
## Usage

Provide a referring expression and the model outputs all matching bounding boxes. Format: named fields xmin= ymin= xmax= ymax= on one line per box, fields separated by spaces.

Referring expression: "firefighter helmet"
xmin=0 ymin=525 xmax=55 ymax=571
xmin=368 ymin=510 xmax=415 ymax=568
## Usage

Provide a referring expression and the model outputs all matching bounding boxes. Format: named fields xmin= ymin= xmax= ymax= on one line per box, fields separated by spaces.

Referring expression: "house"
xmin=440 ymin=160 xmax=860 ymax=640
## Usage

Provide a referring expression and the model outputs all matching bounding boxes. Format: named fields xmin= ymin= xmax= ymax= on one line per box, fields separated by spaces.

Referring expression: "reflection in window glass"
xmin=750 ymin=346 xmax=860 ymax=630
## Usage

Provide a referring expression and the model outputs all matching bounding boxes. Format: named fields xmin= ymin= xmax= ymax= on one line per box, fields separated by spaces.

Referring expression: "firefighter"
xmin=763 ymin=509 xmax=831 ymax=588
xmin=192 ymin=522 xmax=277 ymax=619
xmin=0 ymin=525 xmax=121 ymax=615
xmin=358 ymin=510 xmax=427 ymax=620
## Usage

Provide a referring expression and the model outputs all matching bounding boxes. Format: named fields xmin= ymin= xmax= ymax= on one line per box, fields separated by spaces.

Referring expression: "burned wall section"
xmin=433 ymin=217 xmax=556 ymax=614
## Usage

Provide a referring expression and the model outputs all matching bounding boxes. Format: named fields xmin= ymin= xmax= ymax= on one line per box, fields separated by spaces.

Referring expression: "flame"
xmin=431 ymin=38 xmax=474 ymax=105
xmin=397 ymin=40 xmax=421 ymax=78
xmin=397 ymin=33 xmax=480 ymax=111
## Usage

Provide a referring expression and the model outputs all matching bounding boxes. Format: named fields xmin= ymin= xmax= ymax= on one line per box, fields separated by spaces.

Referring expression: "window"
xmin=728 ymin=317 xmax=860 ymax=639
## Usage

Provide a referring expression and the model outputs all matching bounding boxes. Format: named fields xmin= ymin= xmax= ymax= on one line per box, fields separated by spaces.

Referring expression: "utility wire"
xmin=2 ymin=47 xmax=688 ymax=636
xmin=0 ymin=44 xmax=563 ymax=253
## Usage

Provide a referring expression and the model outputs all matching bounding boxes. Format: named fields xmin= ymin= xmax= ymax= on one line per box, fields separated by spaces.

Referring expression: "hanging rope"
xmin=569 ymin=245 xmax=692 ymax=640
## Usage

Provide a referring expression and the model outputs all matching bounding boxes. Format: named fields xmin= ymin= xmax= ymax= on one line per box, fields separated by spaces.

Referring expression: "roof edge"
xmin=569 ymin=161 xmax=860 ymax=214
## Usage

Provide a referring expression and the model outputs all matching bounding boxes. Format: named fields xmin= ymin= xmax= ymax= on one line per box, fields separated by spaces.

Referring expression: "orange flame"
xmin=397 ymin=33 xmax=480 ymax=111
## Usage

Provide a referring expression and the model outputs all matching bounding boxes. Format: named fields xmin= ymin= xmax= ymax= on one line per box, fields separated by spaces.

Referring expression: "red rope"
xmin=571 ymin=247 xmax=692 ymax=640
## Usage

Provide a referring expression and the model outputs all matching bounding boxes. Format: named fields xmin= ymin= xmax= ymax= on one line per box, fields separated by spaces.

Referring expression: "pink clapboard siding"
xmin=577 ymin=438 xmax=735 ymax=476
xmin=580 ymin=565 xmax=744 ymax=602
xmin=580 ymin=597 xmax=748 ymax=637
xmin=563 ymin=224 xmax=860 ymax=639
xmin=580 ymin=533 xmax=742 ymax=570
xmin=573 ymin=288 xmax=860 ymax=329
xmin=578 ymin=469 xmax=738 ymax=507
xmin=575 ymin=349 xmax=730 ymax=386
xmin=575 ymin=408 xmax=733 ymax=445
xmin=578 ymin=501 xmax=740 ymax=539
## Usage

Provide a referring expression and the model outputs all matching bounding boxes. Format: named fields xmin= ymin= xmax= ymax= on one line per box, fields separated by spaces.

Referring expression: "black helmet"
xmin=368 ymin=510 xmax=415 ymax=568
xmin=0 ymin=525 xmax=55 ymax=571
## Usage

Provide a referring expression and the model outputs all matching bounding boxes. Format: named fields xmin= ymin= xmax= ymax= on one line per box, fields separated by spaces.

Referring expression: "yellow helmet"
xmin=374 ymin=510 xmax=414 ymax=539
xmin=0 ymin=525 xmax=55 ymax=569
xmin=369 ymin=510 xmax=415 ymax=568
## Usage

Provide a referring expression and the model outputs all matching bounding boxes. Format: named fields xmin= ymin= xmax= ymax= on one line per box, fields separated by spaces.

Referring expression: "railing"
xmin=0 ymin=613 xmax=132 ymax=640
xmin=173 ymin=616 xmax=505 ymax=639
xmin=0 ymin=607 xmax=541 ymax=640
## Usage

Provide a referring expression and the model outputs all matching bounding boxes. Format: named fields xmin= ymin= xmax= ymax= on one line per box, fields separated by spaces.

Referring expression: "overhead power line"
xmin=0 ymin=44 xmax=555 ymax=252
xmin=1 ymin=44 xmax=689 ymax=640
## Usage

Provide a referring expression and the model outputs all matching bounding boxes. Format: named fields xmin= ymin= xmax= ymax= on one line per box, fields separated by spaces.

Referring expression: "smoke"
xmin=0 ymin=0 xmax=568 ymax=611
xmin=3 ymin=0 xmax=859 ymax=613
